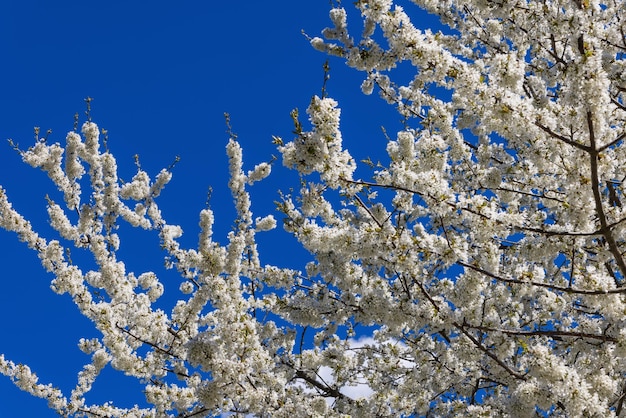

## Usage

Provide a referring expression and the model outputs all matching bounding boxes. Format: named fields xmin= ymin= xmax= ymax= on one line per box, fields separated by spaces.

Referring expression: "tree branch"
xmin=587 ymin=111 xmax=626 ymax=282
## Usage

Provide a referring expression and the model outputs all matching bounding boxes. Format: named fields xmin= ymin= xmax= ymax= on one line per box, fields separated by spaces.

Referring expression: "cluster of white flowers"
xmin=278 ymin=96 xmax=356 ymax=189
xmin=282 ymin=0 xmax=626 ymax=415
xmin=3 ymin=0 xmax=626 ymax=416
xmin=0 ymin=119 xmax=286 ymax=416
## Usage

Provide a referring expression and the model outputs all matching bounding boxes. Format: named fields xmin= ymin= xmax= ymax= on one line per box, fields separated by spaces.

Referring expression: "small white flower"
xmin=247 ymin=162 xmax=271 ymax=184
xmin=255 ymin=215 xmax=276 ymax=231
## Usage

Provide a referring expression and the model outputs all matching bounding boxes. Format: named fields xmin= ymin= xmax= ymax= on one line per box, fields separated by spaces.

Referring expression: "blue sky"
xmin=0 ymin=1 xmax=423 ymax=416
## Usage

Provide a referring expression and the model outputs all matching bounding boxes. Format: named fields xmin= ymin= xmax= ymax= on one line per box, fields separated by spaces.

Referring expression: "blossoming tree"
xmin=2 ymin=0 xmax=626 ymax=416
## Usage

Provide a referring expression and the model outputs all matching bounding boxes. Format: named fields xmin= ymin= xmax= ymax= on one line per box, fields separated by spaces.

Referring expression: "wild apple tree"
xmin=2 ymin=0 xmax=626 ymax=416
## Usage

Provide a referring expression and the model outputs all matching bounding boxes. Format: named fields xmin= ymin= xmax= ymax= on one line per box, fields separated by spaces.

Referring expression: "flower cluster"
xmin=279 ymin=96 xmax=356 ymax=189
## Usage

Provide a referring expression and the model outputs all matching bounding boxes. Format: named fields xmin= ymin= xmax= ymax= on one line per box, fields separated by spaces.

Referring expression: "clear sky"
xmin=0 ymin=1 xmax=422 ymax=416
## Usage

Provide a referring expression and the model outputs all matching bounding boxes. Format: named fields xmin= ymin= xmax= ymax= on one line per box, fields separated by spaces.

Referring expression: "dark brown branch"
xmin=353 ymin=194 xmax=384 ymax=228
xmin=458 ymin=260 xmax=626 ymax=295
xmin=466 ymin=323 xmax=617 ymax=343
xmin=455 ymin=321 xmax=527 ymax=380
xmin=597 ymin=129 xmax=626 ymax=153
xmin=495 ymin=186 xmax=566 ymax=203
xmin=291 ymin=368 xmax=350 ymax=400
xmin=587 ymin=111 xmax=626 ymax=280
xmin=414 ymin=272 xmax=525 ymax=380
xmin=535 ymin=121 xmax=590 ymax=152
xmin=115 ymin=323 xmax=176 ymax=358
xmin=178 ymin=407 xmax=210 ymax=418
xmin=76 ymin=408 xmax=108 ymax=417
xmin=614 ymin=380 xmax=626 ymax=416
xmin=607 ymin=181 xmax=622 ymax=208
xmin=548 ymin=34 xmax=569 ymax=66
xmin=345 ymin=179 xmax=603 ymax=238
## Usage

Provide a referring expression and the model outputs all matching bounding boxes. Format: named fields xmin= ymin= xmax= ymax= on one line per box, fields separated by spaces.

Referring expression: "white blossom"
xmin=255 ymin=215 xmax=276 ymax=231
xmin=246 ymin=162 xmax=271 ymax=184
